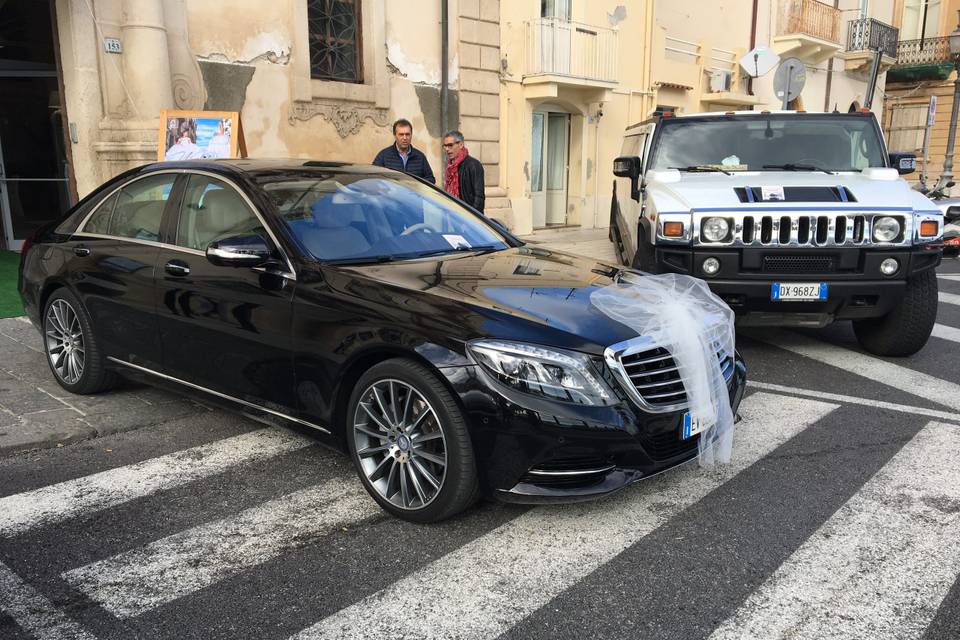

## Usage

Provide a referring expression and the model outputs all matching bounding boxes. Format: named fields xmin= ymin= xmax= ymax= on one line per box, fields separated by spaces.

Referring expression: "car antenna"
xmin=832 ymin=103 xmax=839 ymax=113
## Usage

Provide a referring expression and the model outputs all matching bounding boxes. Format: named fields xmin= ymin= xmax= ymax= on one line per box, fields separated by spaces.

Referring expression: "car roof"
xmin=138 ymin=158 xmax=397 ymax=174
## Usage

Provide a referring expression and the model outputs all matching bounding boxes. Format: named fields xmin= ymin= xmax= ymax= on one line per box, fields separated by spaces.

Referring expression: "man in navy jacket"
xmin=372 ymin=119 xmax=435 ymax=184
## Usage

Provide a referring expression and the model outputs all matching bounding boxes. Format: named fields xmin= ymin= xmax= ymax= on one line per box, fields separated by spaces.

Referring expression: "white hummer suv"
xmin=610 ymin=110 xmax=944 ymax=356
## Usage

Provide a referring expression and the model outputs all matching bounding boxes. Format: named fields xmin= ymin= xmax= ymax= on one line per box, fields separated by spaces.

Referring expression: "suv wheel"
xmin=852 ymin=269 xmax=938 ymax=357
xmin=43 ymin=289 xmax=117 ymax=394
xmin=346 ymin=358 xmax=480 ymax=523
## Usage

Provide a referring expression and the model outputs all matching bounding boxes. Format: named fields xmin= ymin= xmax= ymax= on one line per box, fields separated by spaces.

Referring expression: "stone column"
xmin=120 ymin=0 xmax=173 ymax=117
xmin=458 ymin=0 xmax=512 ymax=224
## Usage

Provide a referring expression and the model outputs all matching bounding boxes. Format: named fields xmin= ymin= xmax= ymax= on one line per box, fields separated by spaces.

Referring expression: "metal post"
xmin=936 ymin=61 xmax=960 ymax=191
xmin=863 ymin=48 xmax=882 ymax=110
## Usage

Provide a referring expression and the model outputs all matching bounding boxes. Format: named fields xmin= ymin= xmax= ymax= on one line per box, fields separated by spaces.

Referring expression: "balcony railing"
xmin=846 ymin=17 xmax=899 ymax=58
xmin=525 ymin=18 xmax=618 ymax=83
xmin=895 ymin=36 xmax=952 ymax=65
xmin=776 ymin=0 xmax=841 ymax=44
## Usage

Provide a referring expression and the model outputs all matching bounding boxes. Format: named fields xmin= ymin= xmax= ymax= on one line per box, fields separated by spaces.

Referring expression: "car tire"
xmin=852 ymin=269 xmax=938 ymax=357
xmin=42 ymin=288 xmax=117 ymax=394
xmin=346 ymin=358 xmax=480 ymax=523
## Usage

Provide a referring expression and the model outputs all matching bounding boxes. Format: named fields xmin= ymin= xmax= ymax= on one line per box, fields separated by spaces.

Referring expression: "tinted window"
xmin=176 ymin=175 xmax=264 ymax=251
xmin=260 ymin=173 xmax=508 ymax=262
xmin=98 ymin=174 xmax=175 ymax=241
xmin=82 ymin=193 xmax=119 ymax=235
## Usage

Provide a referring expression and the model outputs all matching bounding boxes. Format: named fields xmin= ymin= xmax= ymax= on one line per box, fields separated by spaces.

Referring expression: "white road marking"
xmin=938 ymin=274 xmax=960 ymax=282
xmin=753 ymin=330 xmax=960 ymax=413
xmin=0 ymin=561 xmax=97 ymax=640
xmin=63 ymin=479 xmax=375 ymax=618
xmin=933 ymin=322 xmax=960 ymax=344
xmin=749 ymin=381 xmax=960 ymax=425
xmin=290 ymin=393 xmax=838 ymax=640
xmin=941 ymin=291 xmax=960 ymax=306
xmin=709 ymin=421 xmax=960 ymax=640
xmin=0 ymin=428 xmax=311 ymax=537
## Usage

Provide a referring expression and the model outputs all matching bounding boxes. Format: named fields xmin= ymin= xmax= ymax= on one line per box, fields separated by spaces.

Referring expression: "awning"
xmin=654 ymin=81 xmax=694 ymax=91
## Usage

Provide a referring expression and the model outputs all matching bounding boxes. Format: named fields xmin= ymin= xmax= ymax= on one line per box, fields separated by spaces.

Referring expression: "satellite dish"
xmin=739 ymin=46 xmax=779 ymax=78
xmin=773 ymin=57 xmax=806 ymax=108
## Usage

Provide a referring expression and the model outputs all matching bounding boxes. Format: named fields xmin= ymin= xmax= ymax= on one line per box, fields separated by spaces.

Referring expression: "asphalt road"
xmin=1 ymin=257 xmax=959 ymax=640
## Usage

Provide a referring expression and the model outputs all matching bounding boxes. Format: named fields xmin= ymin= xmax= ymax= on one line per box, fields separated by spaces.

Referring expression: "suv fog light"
xmin=702 ymin=217 xmax=731 ymax=242
xmin=872 ymin=216 xmax=901 ymax=242
xmin=880 ymin=258 xmax=899 ymax=276
xmin=702 ymin=257 xmax=721 ymax=276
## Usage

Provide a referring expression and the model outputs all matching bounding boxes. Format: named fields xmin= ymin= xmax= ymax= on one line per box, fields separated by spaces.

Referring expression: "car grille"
xmin=645 ymin=429 xmax=700 ymax=460
xmin=695 ymin=212 xmax=910 ymax=247
xmin=617 ymin=337 xmax=734 ymax=410
xmin=761 ymin=254 xmax=836 ymax=274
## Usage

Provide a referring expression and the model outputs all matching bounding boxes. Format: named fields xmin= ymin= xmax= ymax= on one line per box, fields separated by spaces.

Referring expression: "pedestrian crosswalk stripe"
xmin=939 ymin=274 xmax=960 ymax=282
xmin=933 ymin=322 xmax=960 ymax=344
xmin=288 ymin=393 xmax=839 ymax=640
xmin=63 ymin=479 xmax=375 ymax=618
xmin=0 ymin=428 xmax=311 ymax=537
xmin=708 ymin=421 xmax=960 ymax=640
xmin=0 ymin=561 xmax=97 ymax=640
xmin=941 ymin=291 xmax=960 ymax=306
xmin=755 ymin=330 xmax=960 ymax=413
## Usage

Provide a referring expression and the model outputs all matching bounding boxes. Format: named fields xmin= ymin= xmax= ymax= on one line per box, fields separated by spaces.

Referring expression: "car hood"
xmin=321 ymin=246 xmax=642 ymax=354
xmin=647 ymin=171 xmax=941 ymax=214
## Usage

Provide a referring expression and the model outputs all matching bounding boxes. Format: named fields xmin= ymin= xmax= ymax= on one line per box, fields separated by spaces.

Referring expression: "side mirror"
xmin=206 ymin=234 xmax=273 ymax=267
xmin=889 ymin=152 xmax=916 ymax=175
xmin=613 ymin=156 xmax=643 ymax=201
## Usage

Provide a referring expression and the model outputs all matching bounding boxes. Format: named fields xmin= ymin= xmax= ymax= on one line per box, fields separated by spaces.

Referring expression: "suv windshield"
xmin=258 ymin=172 xmax=509 ymax=262
xmin=649 ymin=115 xmax=887 ymax=172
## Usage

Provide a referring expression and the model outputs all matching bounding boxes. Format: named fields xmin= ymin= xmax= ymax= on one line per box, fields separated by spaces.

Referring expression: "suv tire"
xmin=852 ymin=269 xmax=938 ymax=357
xmin=346 ymin=358 xmax=480 ymax=523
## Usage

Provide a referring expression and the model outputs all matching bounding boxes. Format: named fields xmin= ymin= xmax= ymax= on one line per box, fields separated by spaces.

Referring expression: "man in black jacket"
xmin=442 ymin=130 xmax=485 ymax=212
xmin=372 ymin=119 xmax=435 ymax=184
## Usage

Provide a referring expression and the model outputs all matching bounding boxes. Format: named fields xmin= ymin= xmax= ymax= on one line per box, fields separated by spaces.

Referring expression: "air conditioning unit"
xmin=709 ymin=70 xmax=733 ymax=93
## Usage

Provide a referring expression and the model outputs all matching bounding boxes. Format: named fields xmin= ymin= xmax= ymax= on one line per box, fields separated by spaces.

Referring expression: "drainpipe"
xmin=747 ymin=0 xmax=758 ymax=96
xmin=823 ymin=0 xmax=840 ymax=111
xmin=440 ymin=0 xmax=449 ymax=168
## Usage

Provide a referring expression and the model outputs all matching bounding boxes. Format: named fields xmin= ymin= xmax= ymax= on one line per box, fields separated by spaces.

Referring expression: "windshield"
xmin=259 ymin=173 xmax=509 ymax=262
xmin=648 ymin=115 xmax=887 ymax=172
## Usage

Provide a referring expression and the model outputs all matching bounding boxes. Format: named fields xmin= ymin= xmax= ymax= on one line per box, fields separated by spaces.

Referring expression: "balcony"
xmin=772 ymin=0 xmax=842 ymax=65
xmin=523 ymin=18 xmax=618 ymax=89
xmin=888 ymin=37 xmax=955 ymax=83
xmin=841 ymin=17 xmax=899 ymax=73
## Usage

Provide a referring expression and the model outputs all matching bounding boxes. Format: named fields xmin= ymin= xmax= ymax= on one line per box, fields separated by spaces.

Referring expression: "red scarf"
xmin=444 ymin=146 xmax=469 ymax=197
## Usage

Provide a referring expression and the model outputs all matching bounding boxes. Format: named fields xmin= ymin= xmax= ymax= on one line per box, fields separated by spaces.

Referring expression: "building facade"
xmin=0 ymin=0 xmax=907 ymax=250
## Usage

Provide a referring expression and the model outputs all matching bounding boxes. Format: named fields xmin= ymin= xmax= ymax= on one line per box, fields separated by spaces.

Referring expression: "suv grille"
xmin=695 ymin=212 xmax=911 ymax=248
xmin=618 ymin=339 xmax=734 ymax=410
xmin=761 ymin=254 xmax=836 ymax=273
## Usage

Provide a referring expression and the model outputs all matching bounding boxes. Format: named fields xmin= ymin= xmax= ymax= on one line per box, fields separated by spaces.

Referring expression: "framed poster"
xmin=158 ymin=110 xmax=245 ymax=161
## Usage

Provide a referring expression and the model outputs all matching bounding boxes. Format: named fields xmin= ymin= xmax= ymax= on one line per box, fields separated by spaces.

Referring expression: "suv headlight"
xmin=467 ymin=340 xmax=615 ymax=406
xmin=872 ymin=216 xmax=902 ymax=242
xmin=702 ymin=217 xmax=731 ymax=242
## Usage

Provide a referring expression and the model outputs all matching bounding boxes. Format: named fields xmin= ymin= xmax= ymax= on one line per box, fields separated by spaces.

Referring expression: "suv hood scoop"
xmin=734 ymin=185 xmax=856 ymax=203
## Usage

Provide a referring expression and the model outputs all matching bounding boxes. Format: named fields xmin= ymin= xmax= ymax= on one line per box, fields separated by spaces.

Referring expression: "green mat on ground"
xmin=0 ymin=250 xmax=24 ymax=318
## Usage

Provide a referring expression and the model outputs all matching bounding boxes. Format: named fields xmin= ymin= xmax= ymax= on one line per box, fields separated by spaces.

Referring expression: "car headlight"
xmin=702 ymin=217 xmax=731 ymax=242
xmin=872 ymin=216 xmax=901 ymax=242
xmin=467 ymin=340 xmax=615 ymax=406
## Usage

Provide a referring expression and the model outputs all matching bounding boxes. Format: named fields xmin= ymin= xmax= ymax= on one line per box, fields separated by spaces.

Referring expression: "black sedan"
xmin=18 ymin=159 xmax=746 ymax=523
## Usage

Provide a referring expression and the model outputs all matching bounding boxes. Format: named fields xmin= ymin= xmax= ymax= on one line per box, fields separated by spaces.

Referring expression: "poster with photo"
xmin=158 ymin=110 xmax=244 ymax=161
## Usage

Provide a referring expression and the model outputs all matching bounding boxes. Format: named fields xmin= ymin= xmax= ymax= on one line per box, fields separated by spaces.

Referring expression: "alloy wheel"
xmin=352 ymin=379 xmax=448 ymax=510
xmin=45 ymin=299 xmax=85 ymax=385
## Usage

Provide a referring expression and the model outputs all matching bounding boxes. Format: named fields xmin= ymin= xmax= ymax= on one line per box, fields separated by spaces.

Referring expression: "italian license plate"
xmin=682 ymin=412 xmax=714 ymax=439
xmin=771 ymin=282 xmax=828 ymax=301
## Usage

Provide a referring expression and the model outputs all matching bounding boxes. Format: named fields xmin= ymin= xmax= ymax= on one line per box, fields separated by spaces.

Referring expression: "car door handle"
xmin=73 ymin=245 xmax=90 ymax=257
xmin=164 ymin=260 xmax=190 ymax=276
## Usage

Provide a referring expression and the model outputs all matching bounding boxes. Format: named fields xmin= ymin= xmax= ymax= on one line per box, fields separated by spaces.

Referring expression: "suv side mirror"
xmin=206 ymin=234 xmax=273 ymax=267
xmin=614 ymin=156 xmax=643 ymax=201
xmin=889 ymin=152 xmax=916 ymax=175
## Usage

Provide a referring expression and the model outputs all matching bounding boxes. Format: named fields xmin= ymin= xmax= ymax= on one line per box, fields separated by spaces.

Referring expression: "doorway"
xmin=0 ymin=0 xmax=71 ymax=250
xmin=531 ymin=110 xmax=570 ymax=228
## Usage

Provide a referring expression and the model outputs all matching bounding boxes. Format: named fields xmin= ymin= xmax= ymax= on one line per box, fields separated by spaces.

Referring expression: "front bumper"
xmin=442 ymin=355 xmax=747 ymax=504
xmin=652 ymin=246 xmax=941 ymax=325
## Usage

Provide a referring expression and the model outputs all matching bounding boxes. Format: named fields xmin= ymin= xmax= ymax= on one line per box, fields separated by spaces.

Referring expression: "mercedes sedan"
xmin=19 ymin=159 xmax=746 ymax=522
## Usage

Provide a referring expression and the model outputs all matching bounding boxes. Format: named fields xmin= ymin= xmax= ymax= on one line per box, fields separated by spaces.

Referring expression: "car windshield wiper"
xmin=410 ymin=244 xmax=501 ymax=258
xmin=321 ymin=255 xmax=398 ymax=266
xmin=763 ymin=163 xmax=835 ymax=175
xmin=670 ymin=165 xmax=733 ymax=176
